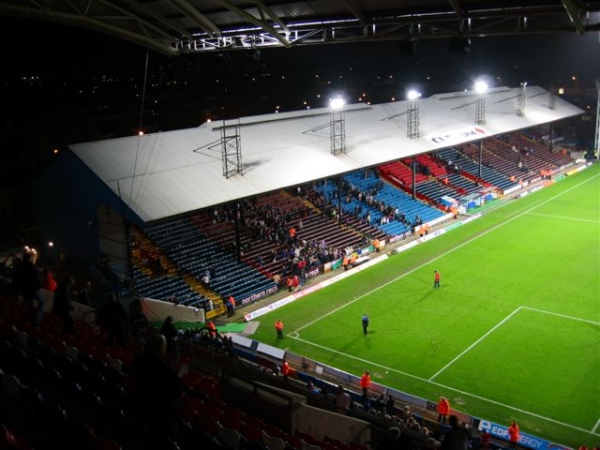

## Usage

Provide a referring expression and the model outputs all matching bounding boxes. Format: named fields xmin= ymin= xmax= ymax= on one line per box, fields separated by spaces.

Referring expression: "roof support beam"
xmin=214 ymin=0 xmax=291 ymax=48
xmin=340 ymin=0 xmax=367 ymax=26
xmin=560 ymin=0 xmax=587 ymax=34
xmin=254 ymin=0 xmax=290 ymax=34
xmin=169 ymin=0 xmax=221 ymax=36
xmin=447 ymin=0 xmax=464 ymax=18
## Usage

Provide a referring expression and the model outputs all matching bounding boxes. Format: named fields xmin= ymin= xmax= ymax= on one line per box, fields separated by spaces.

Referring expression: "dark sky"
xmin=1 ymin=16 xmax=598 ymax=86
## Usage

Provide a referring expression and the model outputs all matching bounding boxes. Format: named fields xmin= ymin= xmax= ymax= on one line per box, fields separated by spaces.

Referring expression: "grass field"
xmin=250 ymin=163 xmax=600 ymax=448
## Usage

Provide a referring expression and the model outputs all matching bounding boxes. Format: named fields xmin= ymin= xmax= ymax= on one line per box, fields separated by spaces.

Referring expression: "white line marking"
xmin=526 ymin=212 xmax=600 ymax=224
xmin=522 ymin=306 xmax=600 ymax=326
xmin=428 ymin=307 xmax=523 ymax=381
xmin=593 ymin=416 xmax=600 ymax=434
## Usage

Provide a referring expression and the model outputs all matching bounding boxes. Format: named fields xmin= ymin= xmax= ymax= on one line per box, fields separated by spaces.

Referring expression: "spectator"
xmin=129 ymin=299 xmax=149 ymax=344
xmin=96 ymin=293 xmax=129 ymax=346
xmin=42 ymin=268 xmax=58 ymax=292
xmin=77 ymin=280 xmax=93 ymax=306
xmin=441 ymin=415 xmax=471 ymax=450
xmin=160 ymin=316 xmax=180 ymax=364
xmin=479 ymin=430 xmax=491 ymax=449
xmin=424 ymin=438 xmax=441 ymax=450
xmin=133 ymin=332 xmax=187 ymax=440
xmin=384 ymin=394 xmax=395 ymax=416
xmin=376 ymin=426 xmax=411 ymax=450
xmin=51 ymin=273 xmax=76 ymax=335
xmin=335 ymin=384 xmax=351 ymax=415
xmin=11 ymin=250 xmax=46 ymax=325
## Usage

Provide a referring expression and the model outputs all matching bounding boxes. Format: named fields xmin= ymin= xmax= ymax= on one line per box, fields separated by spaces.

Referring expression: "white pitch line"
xmin=526 ymin=212 xmax=600 ymax=224
xmin=293 ymin=171 xmax=599 ymax=336
xmin=428 ymin=307 xmax=523 ymax=381
xmin=522 ymin=306 xmax=600 ymax=326
xmin=593 ymin=416 xmax=600 ymax=434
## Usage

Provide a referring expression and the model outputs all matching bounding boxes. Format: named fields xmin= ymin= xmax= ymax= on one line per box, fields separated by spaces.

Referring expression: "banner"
xmin=478 ymin=420 xmax=572 ymax=450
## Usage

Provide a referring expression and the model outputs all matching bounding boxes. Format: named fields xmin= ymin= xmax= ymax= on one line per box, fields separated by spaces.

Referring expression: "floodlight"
xmin=330 ymin=97 xmax=346 ymax=110
xmin=407 ymin=90 xmax=421 ymax=100
xmin=475 ymin=80 xmax=488 ymax=94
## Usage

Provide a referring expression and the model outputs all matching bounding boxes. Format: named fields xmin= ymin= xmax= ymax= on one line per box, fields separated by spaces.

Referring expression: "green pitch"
xmin=250 ymin=163 xmax=600 ymax=447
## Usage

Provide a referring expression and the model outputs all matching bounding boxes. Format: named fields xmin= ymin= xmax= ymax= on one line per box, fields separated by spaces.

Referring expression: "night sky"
xmin=2 ymin=17 xmax=599 ymax=83
xmin=0 ymin=16 xmax=598 ymax=176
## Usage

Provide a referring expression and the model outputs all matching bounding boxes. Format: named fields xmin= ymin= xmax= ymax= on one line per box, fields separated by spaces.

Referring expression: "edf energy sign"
xmin=478 ymin=421 xmax=572 ymax=450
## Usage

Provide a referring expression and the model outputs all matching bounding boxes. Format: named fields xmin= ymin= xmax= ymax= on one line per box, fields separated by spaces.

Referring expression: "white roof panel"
xmin=69 ymin=85 xmax=583 ymax=223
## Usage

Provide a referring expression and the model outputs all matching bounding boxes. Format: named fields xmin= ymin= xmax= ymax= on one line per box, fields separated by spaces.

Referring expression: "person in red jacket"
xmin=437 ymin=396 xmax=450 ymax=424
xmin=479 ymin=430 xmax=491 ymax=449
xmin=42 ymin=268 xmax=58 ymax=292
xmin=508 ymin=421 xmax=520 ymax=449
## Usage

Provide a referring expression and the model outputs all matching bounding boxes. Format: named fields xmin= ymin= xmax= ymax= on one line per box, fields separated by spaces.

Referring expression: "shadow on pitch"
xmin=413 ymin=284 xmax=447 ymax=304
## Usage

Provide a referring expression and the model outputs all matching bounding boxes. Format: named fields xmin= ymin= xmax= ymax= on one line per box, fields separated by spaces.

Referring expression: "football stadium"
xmin=1 ymin=2 xmax=599 ymax=449
xmin=1 ymin=82 xmax=597 ymax=449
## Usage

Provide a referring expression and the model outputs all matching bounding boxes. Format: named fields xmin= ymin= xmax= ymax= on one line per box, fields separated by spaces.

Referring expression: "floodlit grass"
xmin=251 ymin=163 xmax=600 ymax=447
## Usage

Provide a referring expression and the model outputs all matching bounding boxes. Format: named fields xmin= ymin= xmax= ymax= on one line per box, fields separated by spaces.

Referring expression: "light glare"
xmin=330 ymin=97 xmax=346 ymax=110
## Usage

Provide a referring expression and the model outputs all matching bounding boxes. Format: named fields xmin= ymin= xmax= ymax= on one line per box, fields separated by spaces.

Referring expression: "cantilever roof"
xmin=69 ymin=85 xmax=583 ymax=223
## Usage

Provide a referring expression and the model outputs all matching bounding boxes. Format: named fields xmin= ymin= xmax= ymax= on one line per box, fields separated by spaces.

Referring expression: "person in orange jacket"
xmin=360 ymin=371 xmax=371 ymax=398
xmin=508 ymin=421 xmax=520 ymax=449
xmin=281 ymin=359 xmax=290 ymax=380
xmin=208 ymin=320 xmax=217 ymax=339
xmin=437 ymin=396 xmax=450 ymax=424
xmin=275 ymin=319 xmax=284 ymax=339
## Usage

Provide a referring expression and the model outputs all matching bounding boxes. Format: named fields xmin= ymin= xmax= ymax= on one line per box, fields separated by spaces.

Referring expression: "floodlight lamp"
xmin=521 ymin=81 xmax=527 ymax=87
xmin=330 ymin=97 xmax=346 ymax=110
xmin=475 ymin=80 xmax=488 ymax=94
xmin=407 ymin=90 xmax=421 ymax=100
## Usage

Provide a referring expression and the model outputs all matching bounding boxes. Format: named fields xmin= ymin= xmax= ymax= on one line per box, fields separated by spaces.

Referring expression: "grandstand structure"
xmin=32 ymin=85 xmax=583 ymax=320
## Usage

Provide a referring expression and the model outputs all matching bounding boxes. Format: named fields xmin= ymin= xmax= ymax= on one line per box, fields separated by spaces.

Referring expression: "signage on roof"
xmin=427 ymin=127 xmax=486 ymax=146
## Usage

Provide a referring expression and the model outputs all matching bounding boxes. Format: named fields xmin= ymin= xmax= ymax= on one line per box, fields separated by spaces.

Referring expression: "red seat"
xmin=0 ymin=424 xmax=31 ymax=450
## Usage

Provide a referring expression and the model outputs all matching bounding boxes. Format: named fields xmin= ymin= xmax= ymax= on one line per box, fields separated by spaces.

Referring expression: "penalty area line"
xmin=428 ymin=307 xmax=523 ymax=381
